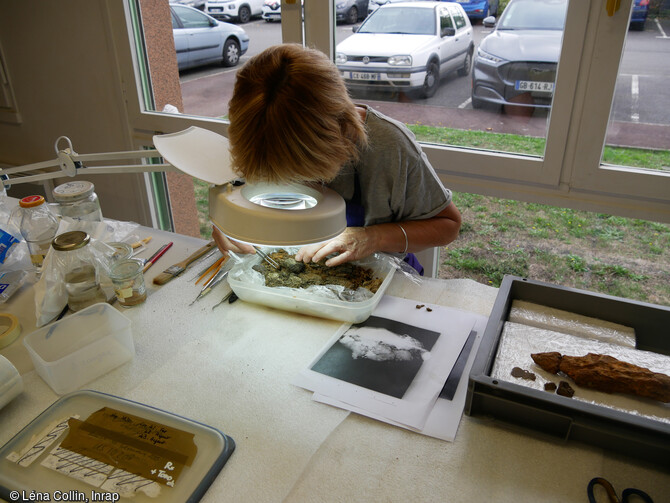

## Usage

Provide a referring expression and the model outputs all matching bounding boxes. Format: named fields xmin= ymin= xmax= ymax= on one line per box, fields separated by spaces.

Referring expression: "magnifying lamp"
xmin=153 ymin=127 xmax=346 ymax=246
xmin=1 ymin=127 xmax=347 ymax=247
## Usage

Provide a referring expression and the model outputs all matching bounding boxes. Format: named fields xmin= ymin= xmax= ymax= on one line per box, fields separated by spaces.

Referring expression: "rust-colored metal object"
xmin=531 ymin=351 xmax=670 ymax=402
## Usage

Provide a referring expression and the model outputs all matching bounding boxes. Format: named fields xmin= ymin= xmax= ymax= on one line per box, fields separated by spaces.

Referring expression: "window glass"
xmin=451 ymin=6 xmax=467 ymax=30
xmin=172 ymin=5 xmax=212 ymax=28
xmin=440 ymin=8 xmax=454 ymax=31
xmin=600 ymin=5 xmax=669 ymax=174
xmin=335 ymin=0 xmax=569 ymax=161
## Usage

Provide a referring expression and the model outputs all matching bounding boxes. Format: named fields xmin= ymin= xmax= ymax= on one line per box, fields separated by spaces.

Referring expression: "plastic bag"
xmin=33 ymin=218 xmax=139 ymax=327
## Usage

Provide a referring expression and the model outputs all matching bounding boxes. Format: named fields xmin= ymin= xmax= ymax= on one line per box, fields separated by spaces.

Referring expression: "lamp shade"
xmin=153 ymin=127 xmax=235 ymax=185
xmin=210 ymin=182 xmax=346 ymax=246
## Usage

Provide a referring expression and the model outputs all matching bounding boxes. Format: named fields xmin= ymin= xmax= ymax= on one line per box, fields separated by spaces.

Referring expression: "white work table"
xmin=1 ymin=225 xmax=668 ymax=502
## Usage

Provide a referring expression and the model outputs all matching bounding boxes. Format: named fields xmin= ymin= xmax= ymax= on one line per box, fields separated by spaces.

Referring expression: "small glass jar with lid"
xmin=52 ymin=180 xmax=103 ymax=222
xmin=109 ymin=259 xmax=147 ymax=308
xmin=52 ymin=231 xmax=107 ymax=312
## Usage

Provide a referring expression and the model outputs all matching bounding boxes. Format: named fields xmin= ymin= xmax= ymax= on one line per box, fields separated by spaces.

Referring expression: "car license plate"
xmin=348 ymin=72 xmax=380 ymax=81
xmin=210 ymin=7 xmax=223 ymax=12
xmin=515 ymin=80 xmax=554 ymax=93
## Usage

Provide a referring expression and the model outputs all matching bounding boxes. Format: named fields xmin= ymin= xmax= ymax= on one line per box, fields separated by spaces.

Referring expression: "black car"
xmin=471 ymin=0 xmax=567 ymax=110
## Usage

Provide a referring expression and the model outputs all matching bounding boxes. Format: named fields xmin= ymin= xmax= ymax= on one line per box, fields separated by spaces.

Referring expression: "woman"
xmin=213 ymin=44 xmax=461 ymax=273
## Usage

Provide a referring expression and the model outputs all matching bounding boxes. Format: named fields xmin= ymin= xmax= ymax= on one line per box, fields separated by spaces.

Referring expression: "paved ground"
xmin=181 ymin=72 xmax=670 ymax=150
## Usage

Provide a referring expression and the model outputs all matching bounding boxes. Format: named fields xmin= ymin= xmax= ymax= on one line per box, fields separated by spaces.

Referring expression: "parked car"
xmin=336 ymin=0 xmax=370 ymax=24
xmin=205 ymin=0 xmax=264 ymax=23
xmin=336 ymin=1 xmax=474 ymax=98
xmin=629 ymin=0 xmax=649 ymax=31
xmin=261 ymin=0 xmax=282 ymax=21
xmin=471 ymin=0 xmax=567 ymax=110
xmin=452 ymin=0 xmax=499 ymax=21
xmin=171 ymin=4 xmax=249 ymax=70
xmin=171 ymin=0 xmax=206 ymax=10
xmin=367 ymin=0 xmax=421 ymax=16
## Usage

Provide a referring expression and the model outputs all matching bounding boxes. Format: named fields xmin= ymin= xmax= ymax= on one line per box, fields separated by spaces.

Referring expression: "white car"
xmin=205 ymin=0 xmax=264 ymax=23
xmin=336 ymin=1 xmax=474 ymax=98
xmin=261 ymin=0 xmax=282 ymax=21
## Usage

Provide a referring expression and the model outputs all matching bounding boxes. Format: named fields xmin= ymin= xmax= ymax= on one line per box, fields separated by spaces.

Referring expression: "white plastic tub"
xmin=23 ymin=303 xmax=134 ymax=394
xmin=228 ymin=253 xmax=396 ymax=323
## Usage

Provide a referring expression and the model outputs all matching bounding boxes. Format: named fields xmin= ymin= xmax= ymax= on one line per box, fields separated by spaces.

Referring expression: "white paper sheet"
xmin=292 ymin=295 xmax=477 ymax=430
xmin=313 ymin=314 xmax=488 ymax=441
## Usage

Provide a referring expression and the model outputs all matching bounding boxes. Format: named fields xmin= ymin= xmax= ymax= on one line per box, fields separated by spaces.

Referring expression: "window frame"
xmin=109 ymin=0 xmax=670 ymax=224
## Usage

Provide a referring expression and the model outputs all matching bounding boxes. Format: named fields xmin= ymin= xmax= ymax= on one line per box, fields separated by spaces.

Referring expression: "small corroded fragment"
xmin=416 ymin=304 xmax=424 ymax=309
xmin=544 ymin=382 xmax=557 ymax=392
xmin=511 ymin=367 xmax=536 ymax=381
xmin=557 ymin=381 xmax=575 ymax=398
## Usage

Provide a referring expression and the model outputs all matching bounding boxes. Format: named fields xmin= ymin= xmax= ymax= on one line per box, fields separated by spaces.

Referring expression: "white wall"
xmin=0 ymin=1 xmax=153 ymax=226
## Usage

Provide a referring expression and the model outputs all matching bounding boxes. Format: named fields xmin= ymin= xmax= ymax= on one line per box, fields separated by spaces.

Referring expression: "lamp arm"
xmin=1 ymin=136 xmax=176 ymax=188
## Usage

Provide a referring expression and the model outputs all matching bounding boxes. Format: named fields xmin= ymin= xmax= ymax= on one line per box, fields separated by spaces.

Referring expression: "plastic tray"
xmin=23 ymin=303 xmax=134 ymax=394
xmin=0 ymin=390 xmax=235 ymax=502
xmin=228 ymin=253 xmax=396 ymax=323
xmin=465 ymin=275 xmax=670 ymax=464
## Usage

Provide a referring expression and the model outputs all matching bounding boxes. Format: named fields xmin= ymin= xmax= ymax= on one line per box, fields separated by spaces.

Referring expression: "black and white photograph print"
xmin=310 ymin=316 xmax=441 ymax=399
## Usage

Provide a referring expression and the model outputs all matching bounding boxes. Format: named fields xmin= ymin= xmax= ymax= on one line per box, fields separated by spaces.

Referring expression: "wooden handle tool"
xmin=153 ymin=240 xmax=216 ymax=285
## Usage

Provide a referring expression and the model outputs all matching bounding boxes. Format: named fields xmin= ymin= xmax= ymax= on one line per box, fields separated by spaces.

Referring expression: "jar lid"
xmin=110 ymin=259 xmax=144 ymax=280
xmin=52 ymin=231 xmax=90 ymax=251
xmin=19 ymin=195 xmax=46 ymax=208
xmin=52 ymin=181 xmax=95 ymax=202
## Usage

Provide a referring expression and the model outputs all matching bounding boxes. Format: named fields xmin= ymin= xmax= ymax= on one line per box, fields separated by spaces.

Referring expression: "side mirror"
xmin=352 ymin=25 xmax=359 ymax=33
xmin=441 ymin=27 xmax=456 ymax=37
xmin=483 ymin=16 xmax=496 ymax=28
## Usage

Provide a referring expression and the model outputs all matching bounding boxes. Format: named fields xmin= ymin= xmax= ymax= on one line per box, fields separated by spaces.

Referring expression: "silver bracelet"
xmin=395 ymin=223 xmax=408 ymax=254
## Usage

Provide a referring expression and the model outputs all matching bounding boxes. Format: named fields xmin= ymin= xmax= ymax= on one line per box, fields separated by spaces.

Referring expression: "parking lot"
xmin=178 ymin=15 xmax=670 ymax=148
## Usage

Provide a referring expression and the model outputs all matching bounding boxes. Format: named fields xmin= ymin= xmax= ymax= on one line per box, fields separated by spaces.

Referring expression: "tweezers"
xmin=253 ymin=246 xmax=280 ymax=269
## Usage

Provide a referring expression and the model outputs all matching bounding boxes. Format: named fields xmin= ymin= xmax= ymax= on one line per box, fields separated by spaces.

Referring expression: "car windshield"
xmin=358 ymin=7 xmax=436 ymax=35
xmin=497 ymin=0 xmax=567 ymax=31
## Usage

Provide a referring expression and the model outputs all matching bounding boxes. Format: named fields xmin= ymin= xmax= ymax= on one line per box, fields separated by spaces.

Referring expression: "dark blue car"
xmin=449 ymin=0 xmax=498 ymax=21
xmin=630 ymin=0 xmax=649 ymax=31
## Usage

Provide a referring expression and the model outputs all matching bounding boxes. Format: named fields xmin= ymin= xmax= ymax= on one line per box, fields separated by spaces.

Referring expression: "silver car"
xmin=336 ymin=0 xmax=370 ymax=24
xmin=171 ymin=4 xmax=249 ymax=70
xmin=471 ymin=0 xmax=567 ymax=110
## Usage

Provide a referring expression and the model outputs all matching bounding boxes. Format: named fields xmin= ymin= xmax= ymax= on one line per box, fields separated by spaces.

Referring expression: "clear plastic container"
xmin=10 ymin=195 xmax=60 ymax=274
xmin=228 ymin=253 xmax=396 ymax=323
xmin=22 ymin=303 xmax=134 ymax=394
xmin=109 ymin=259 xmax=147 ymax=307
xmin=52 ymin=180 xmax=103 ymax=222
xmin=51 ymin=231 xmax=107 ymax=312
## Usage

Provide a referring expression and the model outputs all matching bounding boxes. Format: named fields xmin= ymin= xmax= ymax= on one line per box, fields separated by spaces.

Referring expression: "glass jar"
xmin=52 ymin=181 xmax=103 ymax=222
xmin=52 ymin=231 xmax=107 ymax=312
xmin=106 ymin=241 xmax=133 ymax=263
xmin=109 ymin=259 xmax=146 ymax=308
xmin=11 ymin=195 xmax=60 ymax=274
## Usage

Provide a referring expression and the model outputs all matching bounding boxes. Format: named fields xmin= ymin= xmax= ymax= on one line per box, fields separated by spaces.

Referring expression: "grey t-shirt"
xmin=327 ymin=105 xmax=451 ymax=227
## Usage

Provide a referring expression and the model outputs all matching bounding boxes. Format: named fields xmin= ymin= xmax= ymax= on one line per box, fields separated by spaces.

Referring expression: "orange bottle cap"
xmin=19 ymin=195 xmax=46 ymax=208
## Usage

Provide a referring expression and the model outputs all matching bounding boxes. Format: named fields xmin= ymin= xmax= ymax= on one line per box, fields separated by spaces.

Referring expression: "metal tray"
xmin=465 ymin=275 xmax=670 ymax=464
xmin=0 ymin=390 xmax=235 ymax=502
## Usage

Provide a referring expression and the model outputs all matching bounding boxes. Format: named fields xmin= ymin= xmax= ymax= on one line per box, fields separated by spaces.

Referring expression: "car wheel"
xmin=347 ymin=6 xmax=358 ymax=24
xmin=238 ymin=6 xmax=251 ymax=23
xmin=630 ymin=20 xmax=646 ymax=31
xmin=458 ymin=49 xmax=473 ymax=77
xmin=222 ymin=39 xmax=240 ymax=67
xmin=420 ymin=61 xmax=439 ymax=99
xmin=471 ymin=95 xmax=484 ymax=109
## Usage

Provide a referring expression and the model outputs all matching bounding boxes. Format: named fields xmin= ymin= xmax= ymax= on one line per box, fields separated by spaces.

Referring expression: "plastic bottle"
xmin=13 ymin=195 xmax=60 ymax=274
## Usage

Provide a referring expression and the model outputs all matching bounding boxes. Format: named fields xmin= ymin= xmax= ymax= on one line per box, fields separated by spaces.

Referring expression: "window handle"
xmin=606 ymin=0 xmax=621 ymax=16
